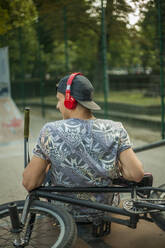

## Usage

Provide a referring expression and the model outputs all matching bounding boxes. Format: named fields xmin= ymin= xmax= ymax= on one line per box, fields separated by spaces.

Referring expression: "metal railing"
xmin=134 ymin=139 xmax=165 ymax=153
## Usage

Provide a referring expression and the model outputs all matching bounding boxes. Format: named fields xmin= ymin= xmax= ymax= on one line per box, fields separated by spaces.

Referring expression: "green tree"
xmin=33 ymin=0 xmax=99 ymax=77
xmin=137 ymin=0 xmax=165 ymax=73
xmin=0 ymin=0 xmax=37 ymax=35
xmin=2 ymin=0 xmax=157 ymax=93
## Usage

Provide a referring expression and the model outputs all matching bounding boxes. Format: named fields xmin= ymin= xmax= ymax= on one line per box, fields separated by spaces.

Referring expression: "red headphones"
xmin=64 ymin=72 xmax=83 ymax=109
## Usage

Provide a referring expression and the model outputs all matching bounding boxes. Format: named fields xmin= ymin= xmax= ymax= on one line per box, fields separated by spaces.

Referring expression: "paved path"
xmin=74 ymin=218 xmax=165 ymax=248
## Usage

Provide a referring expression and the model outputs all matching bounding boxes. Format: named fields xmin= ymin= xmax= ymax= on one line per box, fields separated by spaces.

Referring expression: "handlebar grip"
xmin=24 ymin=107 xmax=30 ymax=139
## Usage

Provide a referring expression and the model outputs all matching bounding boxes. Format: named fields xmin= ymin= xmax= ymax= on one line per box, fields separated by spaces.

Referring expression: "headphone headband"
xmin=66 ymin=72 xmax=83 ymax=91
xmin=64 ymin=72 xmax=83 ymax=109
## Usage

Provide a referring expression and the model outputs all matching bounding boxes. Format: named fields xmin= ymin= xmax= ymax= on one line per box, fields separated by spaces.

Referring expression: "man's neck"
xmin=69 ymin=109 xmax=95 ymax=120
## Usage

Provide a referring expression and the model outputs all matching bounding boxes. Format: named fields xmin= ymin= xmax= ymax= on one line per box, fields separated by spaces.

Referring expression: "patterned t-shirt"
xmin=33 ymin=118 xmax=131 ymax=221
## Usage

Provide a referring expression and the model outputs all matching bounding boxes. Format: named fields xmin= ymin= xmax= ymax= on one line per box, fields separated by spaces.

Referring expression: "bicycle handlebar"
xmin=24 ymin=107 xmax=30 ymax=139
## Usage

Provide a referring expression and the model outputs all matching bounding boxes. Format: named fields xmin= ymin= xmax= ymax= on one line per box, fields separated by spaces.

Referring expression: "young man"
xmin=22 ymin=72 xmax=144 ymax=222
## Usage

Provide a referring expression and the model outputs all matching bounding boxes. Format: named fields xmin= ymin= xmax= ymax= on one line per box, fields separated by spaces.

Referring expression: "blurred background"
xmin=0 ymin=0 xmax=164 ymax=140
xmin=0 ymin=4 xmax=165 ymax=245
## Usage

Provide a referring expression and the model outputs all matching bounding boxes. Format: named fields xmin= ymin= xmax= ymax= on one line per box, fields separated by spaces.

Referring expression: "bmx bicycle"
xmin=0 ymin=174 xmax=165 ymax=247
xmin=0 ymin=109 xmax=165 ymax=248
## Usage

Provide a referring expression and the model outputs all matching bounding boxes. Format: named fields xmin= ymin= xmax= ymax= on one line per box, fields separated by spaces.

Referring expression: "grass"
xmin=95 ymin=90 xmax=162 ymax=106
xmin=15 ymin=90 xmax=163 ymax=106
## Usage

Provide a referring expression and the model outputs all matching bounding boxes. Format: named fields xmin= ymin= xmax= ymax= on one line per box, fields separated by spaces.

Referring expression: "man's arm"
xmin=118 ymin=148 xmax=144 ymax=182
xmin=22 ymin=155 xmax=49 ymax=191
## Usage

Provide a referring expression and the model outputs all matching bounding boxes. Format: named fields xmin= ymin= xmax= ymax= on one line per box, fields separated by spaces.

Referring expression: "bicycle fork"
xmin=8 ymin=194 xmax=36 ymax=247
xmin=8 ymin=202 xmax=23 ymax=247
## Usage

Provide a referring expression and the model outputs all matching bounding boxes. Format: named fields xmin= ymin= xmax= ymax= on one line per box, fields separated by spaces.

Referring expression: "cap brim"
xmin=77 ymin=100 xmax=101 ymax=111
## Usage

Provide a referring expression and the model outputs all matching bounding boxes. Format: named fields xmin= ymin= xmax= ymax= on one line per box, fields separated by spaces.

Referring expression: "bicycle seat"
xmin=112 ymin=173 xmax=153 ymax=187
xmin=136 ymin=173 xmax=153 ymax=187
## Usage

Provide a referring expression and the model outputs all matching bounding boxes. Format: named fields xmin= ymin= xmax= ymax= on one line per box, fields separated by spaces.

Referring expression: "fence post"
xmin=40 ymin=62 xmax=45 ymax=119
xmin=158 ymin=0 xmax=165 ymax=139
xmin=37 ymin=21 xmax=45 ymax=118
xmin=64 ymin=6 xmax=69 ymax=73
xmin=18 ymin=27 xmax=25 ymax=108
xmin=101 ymin=0 xmax=109 ymax=118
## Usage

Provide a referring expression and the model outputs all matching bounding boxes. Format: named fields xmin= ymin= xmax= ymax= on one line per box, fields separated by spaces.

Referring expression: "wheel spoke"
xmin=0 ymin=210 xmax=61 ymax=247
xmin=0 ymin=200 xmax=77 ymax=248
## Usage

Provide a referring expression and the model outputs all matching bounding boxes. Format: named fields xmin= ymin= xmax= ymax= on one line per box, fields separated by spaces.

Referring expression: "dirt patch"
xmin=73 ymin=215 xmax=165 ymax=248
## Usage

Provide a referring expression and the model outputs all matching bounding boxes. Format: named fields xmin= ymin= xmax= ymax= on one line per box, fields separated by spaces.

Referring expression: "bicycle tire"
xmin=150 ymin=184 xmax=165 ymax=231
xmin=0 ymin=200 xmax=77 ymax=248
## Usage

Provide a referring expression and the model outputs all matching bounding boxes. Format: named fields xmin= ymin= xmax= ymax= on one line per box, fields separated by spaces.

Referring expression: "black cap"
xmin=57 ymin=74 xmax=101 ymax=111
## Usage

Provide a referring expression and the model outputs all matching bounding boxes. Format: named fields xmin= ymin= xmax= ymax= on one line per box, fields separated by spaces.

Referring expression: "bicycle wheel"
xmin=0 ymin=200 xmax=77 ymax=248
xmin=150 ymin=184 xmax=165 ymax=231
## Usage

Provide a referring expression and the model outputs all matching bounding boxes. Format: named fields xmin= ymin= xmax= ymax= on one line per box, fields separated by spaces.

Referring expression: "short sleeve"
xmin=33 ymin=124 xmax=51 ymax=160
xmin=118 ymin=124 xmax=131 ymax=155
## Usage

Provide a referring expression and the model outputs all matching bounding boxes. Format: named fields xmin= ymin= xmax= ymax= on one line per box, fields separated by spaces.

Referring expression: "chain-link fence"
xmin=0 ymin=0 xmax=164 ymax=138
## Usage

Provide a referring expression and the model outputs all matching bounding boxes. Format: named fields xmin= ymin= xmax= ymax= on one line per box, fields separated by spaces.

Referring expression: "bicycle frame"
xmin=7 ymin=179 xmax=165 ymax=248
xmin=19 ymin=183 xmax=165 ymax=230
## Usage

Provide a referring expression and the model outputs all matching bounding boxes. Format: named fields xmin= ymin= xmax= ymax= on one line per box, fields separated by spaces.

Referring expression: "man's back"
xmin=34 ymin=118 xmax=131 ymax=187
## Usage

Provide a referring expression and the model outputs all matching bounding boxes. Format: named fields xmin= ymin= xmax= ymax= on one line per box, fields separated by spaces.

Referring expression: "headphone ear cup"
xmin=64 ymin=96 xmax=77 ymax=109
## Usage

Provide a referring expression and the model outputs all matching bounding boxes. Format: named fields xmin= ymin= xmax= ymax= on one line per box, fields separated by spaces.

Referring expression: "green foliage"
xmin=0 ymin=0 xmax=162 ymax=90
xmin=136 ymin=0 xmax=165 ymax=73
xmin=8 ymin=24 xmax=39 ymax=79
xmin=0 ymin=0 xmax=37 ymax=34
xmin=137 ymin=1 xmax=159 ymax=72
